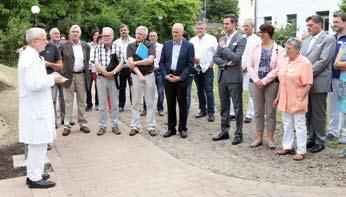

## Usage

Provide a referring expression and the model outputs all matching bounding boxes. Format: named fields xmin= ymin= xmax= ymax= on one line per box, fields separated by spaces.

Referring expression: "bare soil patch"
xmin=0 ymin=143 xmax=26 ymax=180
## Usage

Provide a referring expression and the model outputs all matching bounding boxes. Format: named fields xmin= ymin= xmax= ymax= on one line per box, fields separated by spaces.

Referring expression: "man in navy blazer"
xmin=159 ymin=23 xmax=195 ymax=138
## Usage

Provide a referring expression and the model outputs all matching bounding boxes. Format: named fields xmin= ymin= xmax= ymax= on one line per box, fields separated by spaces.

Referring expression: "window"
xmin=287 ymin=14 xmax=297 ymax=25
xmin=264 ymin=16 xmax=272 ymax=24
xmin=316 ymin=11 xmax=329 ymax=32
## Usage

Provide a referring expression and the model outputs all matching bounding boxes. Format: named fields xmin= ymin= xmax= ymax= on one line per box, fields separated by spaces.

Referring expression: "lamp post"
xmin=31 ymin=5 xmax=40 ymax=25
xmin=158 ymin=16 xmax=163 ymax=43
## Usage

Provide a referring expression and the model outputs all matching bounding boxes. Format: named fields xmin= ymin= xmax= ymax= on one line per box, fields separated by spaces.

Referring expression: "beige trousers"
xmin=63 ymin=73 xmax=87 ymax=129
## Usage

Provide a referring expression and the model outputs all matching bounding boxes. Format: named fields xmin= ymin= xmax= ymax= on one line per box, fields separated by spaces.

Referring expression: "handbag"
xmin=106 ymin=53 xmax=120 ymax=89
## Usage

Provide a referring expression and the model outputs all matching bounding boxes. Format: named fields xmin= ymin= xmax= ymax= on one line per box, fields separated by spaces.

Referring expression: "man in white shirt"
xmin=18 ymin=27 xmax=63 ymax=188
xmin=113 ymin=24 xmax=136 ymax=112
xmin=230 ymin=19 xmax=261 ymax=123
xmin=190 ymin=21 xmax=218 ymax=122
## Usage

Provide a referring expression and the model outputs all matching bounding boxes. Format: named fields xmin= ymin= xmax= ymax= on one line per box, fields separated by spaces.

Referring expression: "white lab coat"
xmin=18 ymin=46 xmax=56 ymax=144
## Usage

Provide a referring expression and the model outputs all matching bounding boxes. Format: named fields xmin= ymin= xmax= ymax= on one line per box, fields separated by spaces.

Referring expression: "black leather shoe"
xmin=180 ymin=130 xmax=187 ymax=138
xmin=244 ymin=117 xmax=252 ymax=123
xmin=195 ymin=111 xmax=207 ymax=118
xmin=119 ymin=107 xmax=124 ymax=113
xmin=85 ymin=106 xmax=92 ymax=112
xmin=60 ymin=119 xmax=64 ymax=125
xmin=163 ymin=130 xmax=176 ymax=138
xmin=26 ymin=173 xmax=50 ymax=185
xmin=212 ymin=132 xmax=230 ymax=141
xmin=229 ymin=115 xmax=236 ymax=121
xmin=208 ymin=114 xmax=215 ymax=122
xmin=309 ymin=144 xmax=325 ymax=153
xmin=232 ymin=136 xmax=243 ymax=145
xmin=306 ymin=141 xmax=315 ymax=149
xmin=27 ymin=179 xmax=55 ymax=188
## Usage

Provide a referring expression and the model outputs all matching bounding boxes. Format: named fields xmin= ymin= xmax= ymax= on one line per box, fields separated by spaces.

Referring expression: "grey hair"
xmin=244 ymin=18 xmax=254 ymax=27
xmin=285 ymin=37 xmax=302 ymax=50
xmin=49 ymin=27 xmax=59 ymax=36
xmin=173 ymin=23 xmax=184 ymax=32
xmin=136 ymin=26 xmax=148 ymax=36
xmin=69 ymin=24 xmax=81 ymax=34
xmin=196 ymin=21 xmax=207 ymax=28
xmin=102 ymin=27 xmax=114 ymax=37
xmin=26 ymin=27 xmax=46 ymax=44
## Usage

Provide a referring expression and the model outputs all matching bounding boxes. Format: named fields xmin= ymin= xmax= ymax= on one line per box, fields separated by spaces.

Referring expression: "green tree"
xmin=202 ymin=0 xmax=238 ymax=22
xmin=340 ymin=0 xmax=346 ymax=12
xmin=0 ymin=0 xmax=201 ymax=66
xmin=273 ymin=23 xmax=297 ymax=46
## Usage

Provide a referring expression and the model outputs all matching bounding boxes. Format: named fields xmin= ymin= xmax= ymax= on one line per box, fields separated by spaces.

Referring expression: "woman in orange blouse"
xmin=274 ymin=38 xmax=313 ymax=161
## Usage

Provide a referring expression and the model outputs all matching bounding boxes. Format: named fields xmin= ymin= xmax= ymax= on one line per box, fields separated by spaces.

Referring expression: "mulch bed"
xmin=0 ymin=143 xmax=26 ymax=180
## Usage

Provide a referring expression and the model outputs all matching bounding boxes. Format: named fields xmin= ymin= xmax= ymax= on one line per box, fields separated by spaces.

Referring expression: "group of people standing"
xmin=18 ymin=12 xmax=346 ymax=188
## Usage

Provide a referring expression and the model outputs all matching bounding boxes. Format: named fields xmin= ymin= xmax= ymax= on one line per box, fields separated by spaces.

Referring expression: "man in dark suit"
xmin=159 ymin=23 xmax=195 ymax=138
xmin=60 ymin=25 xmax=91 ymax=136
xmin=300 ymin=15 xmax=336 ymax=153
xmin=212 ymin=14 xmax=247 ymax=145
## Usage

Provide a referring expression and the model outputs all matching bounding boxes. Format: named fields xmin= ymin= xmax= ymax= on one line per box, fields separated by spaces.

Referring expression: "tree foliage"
xmin=0 ymin=0 xmax=201 ymax=66
xmin=203 ymin=0 xmax=238 ymax=22
xmin=273 ymin=23 xmax=297 ymax=47
xmin=339 ymin=0 xmax=346 ymax=12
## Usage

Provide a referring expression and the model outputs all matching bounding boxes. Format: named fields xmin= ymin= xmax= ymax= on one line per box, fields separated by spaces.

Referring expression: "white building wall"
xmin=256 ymin=0 xmax=341 ymax=36
xmin=238 ymin=0 xmax=256 ymax=27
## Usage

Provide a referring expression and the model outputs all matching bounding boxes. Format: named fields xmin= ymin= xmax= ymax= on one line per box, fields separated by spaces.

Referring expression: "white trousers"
xmin=282 ymin=112 xmax=307 ymax=154
xmin=327 ymin=78 xmax=346 ymax=137
xmin=230 ymin=95 xmax=254 ymax=118
xmin=130 ymin=73 xmax=156 ymax=130
xmin=27 ymin=144 xmax=47 ymax=181
xmin=230 ymin=73 xmax=254 ymax=117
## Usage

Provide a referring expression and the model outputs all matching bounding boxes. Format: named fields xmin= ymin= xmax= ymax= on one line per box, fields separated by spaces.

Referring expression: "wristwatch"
xmin=113 ymin=71 xmax=116 ymax=75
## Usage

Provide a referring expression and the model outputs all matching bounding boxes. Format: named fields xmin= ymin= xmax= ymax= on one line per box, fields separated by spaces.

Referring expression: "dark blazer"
xmin=213 ymin=32 xmax=246 ymax=83
xmin=300 ymin=31 xmax=336 ymax=93
xmin=159 ymin=40 xmax=195 ymax=87
xmin=59 ymin=40 xmax=91 ymax=89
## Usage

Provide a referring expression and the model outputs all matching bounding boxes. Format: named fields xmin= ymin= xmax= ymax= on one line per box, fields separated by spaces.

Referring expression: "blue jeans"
xmin=154 ymin=69 xmax=165 ymax=111
xmin=194 ymin=68 xmax=215 ymax=114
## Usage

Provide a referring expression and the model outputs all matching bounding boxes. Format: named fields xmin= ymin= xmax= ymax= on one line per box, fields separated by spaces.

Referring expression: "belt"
xmin=73 ymin=71 xmax=84 ymax=74
xmin=169 ymin=70 xmax=178 ymax=75
xmin=131 ymin=71 xmax=153 ymax=76
xmin=98 ymin=73 xmax=106 ymax=77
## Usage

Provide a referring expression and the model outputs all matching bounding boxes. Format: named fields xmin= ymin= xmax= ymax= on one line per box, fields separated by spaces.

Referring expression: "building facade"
xmin=254 ymin=0 xmax=341 ymax=36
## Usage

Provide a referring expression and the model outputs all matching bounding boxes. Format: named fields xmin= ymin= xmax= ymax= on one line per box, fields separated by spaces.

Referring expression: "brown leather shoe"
xmin=148 ymin=129 xmax=157 ymax=137
xmin=293 ymin=154 xmax=304 ymax=161
xmin=97 ymin=128 xmax=106 ymax=136
xmin=112 ymin=127 xmax=121 ymax=135
xmin=158 ymin=111 xmax=164 ymax=116
xmin=276 ymin=149 xmax=296 ymax=155
xmin=129 ymin=128 xmax=139 ymax=136
xmin=62 ymin=128 xmax=71 ymax=136
xmin=80 ymin=126 xmax=90 ymax=133
xmin=140 ymin=110 xmax=146 ymax=116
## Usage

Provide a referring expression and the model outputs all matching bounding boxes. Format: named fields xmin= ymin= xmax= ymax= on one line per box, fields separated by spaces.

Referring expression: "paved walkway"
xmin=1 ymin=110 xmax=345 ymax=197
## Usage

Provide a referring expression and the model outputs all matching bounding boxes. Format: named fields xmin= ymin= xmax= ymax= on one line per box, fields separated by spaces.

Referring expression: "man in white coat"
xmin=18 ymin=27 xmax=63 ymax=188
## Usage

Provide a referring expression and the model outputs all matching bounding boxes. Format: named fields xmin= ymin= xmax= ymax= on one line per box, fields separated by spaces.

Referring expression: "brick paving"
xmin=1 ymin=110 xmax=345 ymax=197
